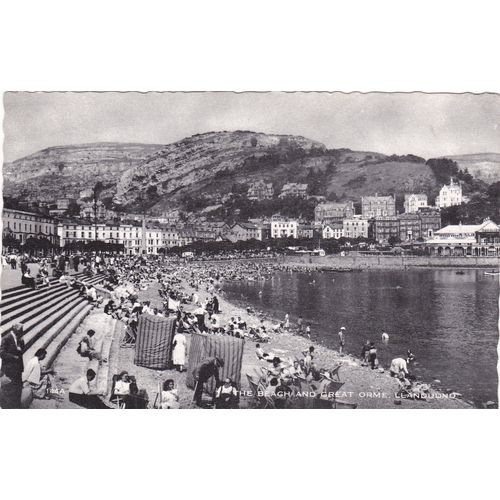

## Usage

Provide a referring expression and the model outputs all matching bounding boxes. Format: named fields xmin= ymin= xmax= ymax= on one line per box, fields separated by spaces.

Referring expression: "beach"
xmin=127 ymin=270 xmax=472 ymax=409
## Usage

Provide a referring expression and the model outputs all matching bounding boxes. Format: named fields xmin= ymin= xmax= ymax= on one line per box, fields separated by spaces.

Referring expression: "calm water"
xmin=223 ymin=269 xmax=499 ymax=405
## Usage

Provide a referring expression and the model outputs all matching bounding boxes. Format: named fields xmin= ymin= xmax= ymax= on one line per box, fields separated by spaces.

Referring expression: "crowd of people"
xmin=1 ymin=250 xmax=431 ymax=409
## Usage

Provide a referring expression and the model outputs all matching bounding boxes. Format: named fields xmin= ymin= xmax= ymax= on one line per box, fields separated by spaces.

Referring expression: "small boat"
xmin=484 ymin=271 xmax=499 ymax=276
xmin=455 ymin=271 xmax=465 ymax=275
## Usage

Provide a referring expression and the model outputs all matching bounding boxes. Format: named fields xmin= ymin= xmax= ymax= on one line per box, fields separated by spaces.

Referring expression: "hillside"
xmin=444 ymin=153 xmax=500 ymax=183
xmin=2 ymin=142 xmax=164 ymax=202
xmin=3 ymin=131 xmax=447 ymax=215
xmin=114 ymin=131 xmax=438 ymax=213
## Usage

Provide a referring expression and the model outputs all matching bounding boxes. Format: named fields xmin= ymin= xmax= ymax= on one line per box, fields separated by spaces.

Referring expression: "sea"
xmin=223 ymin=268 xmax=499 ymax=406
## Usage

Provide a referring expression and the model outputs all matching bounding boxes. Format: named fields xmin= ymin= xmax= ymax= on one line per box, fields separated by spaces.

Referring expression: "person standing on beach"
xmin=368 ymin=342 xmax=378 ymax=369
xmin=338 ymin=327 xmax=346 ymax=355
xmin=297 ymin=315 xmax=303 ymax=334
xmin=305 ymin=324 xmax=311 ymax=340
xmin=361 ymin=340 xmax=371 ymax=363
xmin=192 ymin=357 xmax=224 ymax=407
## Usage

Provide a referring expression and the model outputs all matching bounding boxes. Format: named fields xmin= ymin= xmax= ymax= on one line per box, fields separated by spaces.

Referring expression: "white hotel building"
xmin=270 ymin=219 xmax=298 ymax=239
xmin=435 ymin=180 xmax=463 ymax=209
xmin=2 ymin=208 xmax=59 ymax=245
xmin=57 ymin=222 xmax=173 ymax=255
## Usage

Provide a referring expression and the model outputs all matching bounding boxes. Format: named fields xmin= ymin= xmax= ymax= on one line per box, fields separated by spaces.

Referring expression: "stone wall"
xmin=281 ymin=254 xmax=500 ymax=269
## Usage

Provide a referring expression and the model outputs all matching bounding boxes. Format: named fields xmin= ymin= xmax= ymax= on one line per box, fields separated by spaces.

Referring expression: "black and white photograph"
xmin=1 ymin=91 xmax=498 ymax=411
xmin=1 ymin=2 xmax=500 ymax=500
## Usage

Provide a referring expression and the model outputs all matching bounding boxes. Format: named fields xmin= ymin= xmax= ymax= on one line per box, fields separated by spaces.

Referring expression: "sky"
xmin=3 ymin=92 xmax=500 ymax=162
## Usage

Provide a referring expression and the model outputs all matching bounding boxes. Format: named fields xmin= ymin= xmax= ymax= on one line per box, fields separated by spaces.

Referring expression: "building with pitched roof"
xmin=404 ymin=193 xmax=428 ymax=213
xmin=425 ymin=219 xmax=500 ymax=256
xmin=361 ymin=194 xmax=396 ymax=218
xmin=314 ymin=201 xmax=355 ymax=225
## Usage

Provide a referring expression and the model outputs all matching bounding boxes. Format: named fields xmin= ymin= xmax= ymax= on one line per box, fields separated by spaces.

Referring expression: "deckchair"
xmin=109 ymin=375 xmax=127 ymax=409
xmin=396 ymin=379 xmax=412 ymax=399
xmin=330 ymin=363 xmax=342 ymax=381
xmin=263 ymin=390 xmax=276 ymax=409
xmin=256 ymin=382 xmax=276 ymax=409
xmin=246 ymin=374 xmax=260 ymax=403
xmin=327 ymin=381 xmax=345 ymax=409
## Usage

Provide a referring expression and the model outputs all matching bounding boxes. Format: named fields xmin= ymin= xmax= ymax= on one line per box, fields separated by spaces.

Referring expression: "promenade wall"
xmin=280 ymin=254 xmax=500 ymax=269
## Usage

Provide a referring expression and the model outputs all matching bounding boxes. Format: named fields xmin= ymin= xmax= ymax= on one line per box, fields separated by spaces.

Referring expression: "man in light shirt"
xmin=22 ymin=348 xmax=54 ymax=400
xmin=390 ymin=357 xmax=409 ymax=378
xmin=68 ymin=369 xmax=110 ymax=409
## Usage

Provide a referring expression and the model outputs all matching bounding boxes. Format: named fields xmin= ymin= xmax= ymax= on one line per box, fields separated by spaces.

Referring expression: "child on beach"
xmin=338 ymin=326 xmax=346 ymax=355
xmin=305 ymin=324 xmax=311 ymax=339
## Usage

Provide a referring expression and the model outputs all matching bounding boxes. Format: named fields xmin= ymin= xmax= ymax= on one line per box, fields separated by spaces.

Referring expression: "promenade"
xmin=281 ymin=253 xmax=500 ymax=270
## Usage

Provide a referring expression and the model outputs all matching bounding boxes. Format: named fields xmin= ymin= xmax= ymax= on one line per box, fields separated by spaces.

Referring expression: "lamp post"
xmin=93 ymin=182 xmax=103 ymax=245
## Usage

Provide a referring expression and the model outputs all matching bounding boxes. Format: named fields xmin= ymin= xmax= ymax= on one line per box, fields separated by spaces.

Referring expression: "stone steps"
xmin=23 ymin=301 xmax=94 ymax=368
xmin=0 ymin=272 xmax=106 ymax=372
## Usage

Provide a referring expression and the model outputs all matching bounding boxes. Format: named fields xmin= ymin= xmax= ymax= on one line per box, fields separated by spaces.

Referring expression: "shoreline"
xmin=181 ymin=255 xmax=500 ymax=270
xmin=178 ymin=277 xmax=473 ymax=409
xmin=279 ymin=254 xmax=500 ymax=271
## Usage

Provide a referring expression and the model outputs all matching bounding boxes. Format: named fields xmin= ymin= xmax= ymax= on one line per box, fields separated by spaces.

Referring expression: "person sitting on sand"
xmin=161 ymin=379 xmax=180 ymax=409
xmin=308 ymin=362 xmax=322 ymax=382
xmin=255 ymin=343 xmax=270 ymax=360
xmin=214 ymin=378 xmax=239 ymax=409
xmin=288 ymin=360 xmax=304 ymax=378
xmin=266 ymin=357 xmax=285 ymax=379
xmin=68 ymin=369 xmax=110 ymax=409
xmin=264 ymin=378 xmax=279 ymax=398
xmin=255 ymin=327 xmax=270 ymax=342
xmin=77 ymin=329 xmax=106 ymax=362
xmin=114 ymin=371 xmax=131 ymax=396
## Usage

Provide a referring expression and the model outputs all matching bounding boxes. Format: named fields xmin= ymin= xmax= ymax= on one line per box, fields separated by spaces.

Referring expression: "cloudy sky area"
xmin=3 ymin=92 xmax=500 ymax=162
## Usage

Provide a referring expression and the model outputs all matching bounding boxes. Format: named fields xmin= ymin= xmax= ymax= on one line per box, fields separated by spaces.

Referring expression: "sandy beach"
xmin=125 ymin=271 xmax=472 ymax=409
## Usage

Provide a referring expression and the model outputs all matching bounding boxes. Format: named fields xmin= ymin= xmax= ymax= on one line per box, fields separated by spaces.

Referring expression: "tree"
xmin=426 ymin=158 xmax=459 ymax=185
xmin=388 ymin=235 xmax=401 ymax=246
xmin=2 ymin=233 xmax=20 ymax=250
xmin=487 ymin=181 xmax=500 ymax=201
xmin=23 ymin=237 xmax=52 ymax=255
xmin=67 ymin=199 xmax=81 ymax=216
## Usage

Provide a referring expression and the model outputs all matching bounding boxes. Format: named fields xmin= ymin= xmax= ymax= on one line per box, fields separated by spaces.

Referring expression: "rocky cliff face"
xmin=2 ymin=131 xmax=440 ymax=213
xmin=2 ymin=142 xmax=163 ymax=201
xmin=114 ymin=131 xmax=437 ymax=212
xmin=113 ymin=131 xmax=327 ymax=208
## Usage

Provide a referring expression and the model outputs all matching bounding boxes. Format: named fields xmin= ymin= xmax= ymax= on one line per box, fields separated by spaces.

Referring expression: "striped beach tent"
xmin=134 ymin=314 xmax=176 ymax=370
xmin=186 ymin=333 xmax=245 ymax=395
